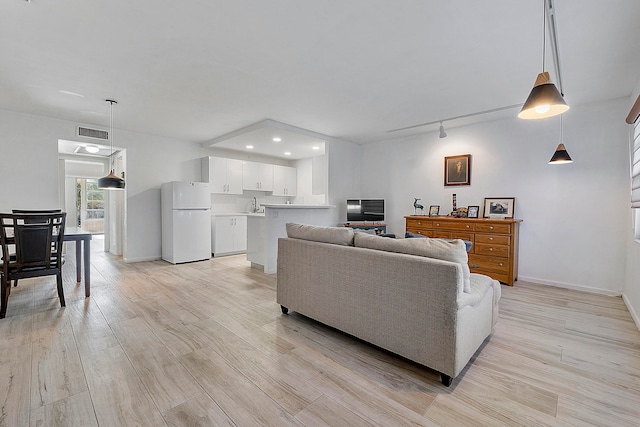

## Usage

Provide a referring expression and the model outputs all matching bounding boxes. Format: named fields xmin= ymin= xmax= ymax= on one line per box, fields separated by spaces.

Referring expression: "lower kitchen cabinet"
xmin=212 ymin=215 xmax=247 ymax=256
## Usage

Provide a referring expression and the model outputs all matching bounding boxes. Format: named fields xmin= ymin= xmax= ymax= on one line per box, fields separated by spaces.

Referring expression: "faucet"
xmin=251 ymin=197 xmax=257 ymax=213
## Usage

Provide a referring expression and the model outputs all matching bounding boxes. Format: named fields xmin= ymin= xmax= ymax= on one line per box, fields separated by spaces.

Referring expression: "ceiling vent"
xmin=77 ymin=126 xmax=109 ymax=141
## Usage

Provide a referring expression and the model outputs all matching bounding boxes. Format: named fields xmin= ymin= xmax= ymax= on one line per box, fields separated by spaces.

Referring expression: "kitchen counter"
xmin=260 ymin=204 xmax=333 ymax=209
xmin=247 ymin=204 xmax=335 ymax=274
xmin=212 ymin=212 xmax=265 ymax=217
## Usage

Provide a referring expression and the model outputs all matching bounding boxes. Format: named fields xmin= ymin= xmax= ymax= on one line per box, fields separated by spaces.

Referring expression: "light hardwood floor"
xmin=1 ymin=237 xmax=639 ymax=426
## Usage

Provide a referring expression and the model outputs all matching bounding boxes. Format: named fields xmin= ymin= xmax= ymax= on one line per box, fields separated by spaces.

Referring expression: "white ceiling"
xmin=2 ymin=0 xmax=640 ymax=152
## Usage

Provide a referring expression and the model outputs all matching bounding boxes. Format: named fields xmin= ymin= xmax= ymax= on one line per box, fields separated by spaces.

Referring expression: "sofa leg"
xmin=280 ymin=305 xmax=289 ymax=315
xmin=440 ymin=374 xmax=452 ymax=387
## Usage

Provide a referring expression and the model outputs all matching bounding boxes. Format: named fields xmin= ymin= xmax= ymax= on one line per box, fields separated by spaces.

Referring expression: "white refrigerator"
xmin=161 ymin=181 xmax=211 ymax=264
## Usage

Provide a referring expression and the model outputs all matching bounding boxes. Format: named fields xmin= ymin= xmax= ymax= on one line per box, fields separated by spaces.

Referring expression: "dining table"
xmin=63 ymin=227 xmax=92 ymax=297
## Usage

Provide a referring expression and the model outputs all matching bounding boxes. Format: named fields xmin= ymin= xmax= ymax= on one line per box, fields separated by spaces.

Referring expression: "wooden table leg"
xmin=75 ymin=240 xmax=82 ymax=284
xmin=84 ymin=238 xmax=90 ymax=297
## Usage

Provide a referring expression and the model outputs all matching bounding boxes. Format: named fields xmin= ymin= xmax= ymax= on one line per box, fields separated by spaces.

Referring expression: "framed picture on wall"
xmin=444 ymin=154 xmax=471 ymax=186
xmin=467 ymin=205 xmax=480 ymax=218
xmin=429 ymin=205 xmax=440 ymax=216
xmin=483 ymin=198 xmax=515 ymax=218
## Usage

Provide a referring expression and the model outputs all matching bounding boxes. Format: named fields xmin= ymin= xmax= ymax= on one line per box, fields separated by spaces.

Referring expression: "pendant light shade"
xmin=549 ymin=143 xmax=572 ymax=164
xmin=519 ymin=0 xmax=569 ymax=120
xmin=518 ymin=72 xmax=569 ymax=120
xmin=98 ymin=99 xmax=125 ymax=190
xmin=549 ymin=115 xmax=572 ymax=164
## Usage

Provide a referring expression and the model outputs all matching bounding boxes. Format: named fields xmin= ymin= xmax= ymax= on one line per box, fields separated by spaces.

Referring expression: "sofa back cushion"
xmin=354 ymin=233 xmax=471 ymax=292
xmin=286 ymin=222 xmax=355 ymax=246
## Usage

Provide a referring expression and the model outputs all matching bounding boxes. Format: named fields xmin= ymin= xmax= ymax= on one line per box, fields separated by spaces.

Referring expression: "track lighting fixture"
xmin=439 ymin=122 xmax=447 ymax=138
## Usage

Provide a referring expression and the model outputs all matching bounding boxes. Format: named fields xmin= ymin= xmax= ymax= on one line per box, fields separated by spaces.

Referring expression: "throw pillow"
xmin=354 ymin=232 xmax=471 ymax=292
xmin=286 ymin=222 xmax=355 ymax=246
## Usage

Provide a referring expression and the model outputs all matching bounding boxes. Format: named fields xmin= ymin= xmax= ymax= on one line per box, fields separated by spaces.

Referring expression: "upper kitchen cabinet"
xmin=202 ymin=157 xmax=243 ymax=194
xmin=242 ymin=161 xmax=273 ymax=192
xmin=273 ymin=165 xmax=297 ymax=196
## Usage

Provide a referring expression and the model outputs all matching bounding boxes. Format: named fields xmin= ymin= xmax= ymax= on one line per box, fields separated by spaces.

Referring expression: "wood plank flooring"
xmin=1 ymin=236 xmax=639 ymax=426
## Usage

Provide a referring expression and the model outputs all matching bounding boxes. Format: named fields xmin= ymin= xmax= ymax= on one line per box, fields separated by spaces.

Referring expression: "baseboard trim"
xmin=122 ymin=256 xmax=162 ymax=263
xmin=518 ymin=275 xmax=621 ymax=297
xmin=622 ymin=293 xmax=640 ymax=331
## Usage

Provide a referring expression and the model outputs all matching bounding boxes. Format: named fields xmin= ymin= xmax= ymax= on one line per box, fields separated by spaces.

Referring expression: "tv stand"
xmin=343 ymin=222 xmax=387 ymax=235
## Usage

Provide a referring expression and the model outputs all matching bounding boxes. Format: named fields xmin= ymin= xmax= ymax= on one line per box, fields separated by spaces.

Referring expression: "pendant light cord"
xmin=107 ymin=99 xmax=117 ymax=172
xmin=542 ymin=0 xmax=546 ymax=73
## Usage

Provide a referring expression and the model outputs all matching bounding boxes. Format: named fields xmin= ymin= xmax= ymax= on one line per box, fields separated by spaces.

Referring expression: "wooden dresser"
xmin=405 ymin=216 xmax=522 ymax=286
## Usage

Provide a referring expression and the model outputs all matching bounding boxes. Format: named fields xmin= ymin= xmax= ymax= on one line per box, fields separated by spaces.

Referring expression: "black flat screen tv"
xmin=347 ymin=199 xmax=384 ymax=222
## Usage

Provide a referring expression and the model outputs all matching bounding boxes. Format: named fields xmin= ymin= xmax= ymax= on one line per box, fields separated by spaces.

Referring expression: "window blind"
xmin=632 ymin=119 xmax=640 ymax=208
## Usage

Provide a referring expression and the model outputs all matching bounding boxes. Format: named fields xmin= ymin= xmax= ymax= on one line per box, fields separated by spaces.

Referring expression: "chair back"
xmin=0 ymin=213 xmax=66 ymax=272
xmin=12 ymin=209 xmax=62 ymax=225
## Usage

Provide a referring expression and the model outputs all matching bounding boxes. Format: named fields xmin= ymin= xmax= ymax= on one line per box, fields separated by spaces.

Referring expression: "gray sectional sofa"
xmin=276 ymin=223 xmax=501 ymax=386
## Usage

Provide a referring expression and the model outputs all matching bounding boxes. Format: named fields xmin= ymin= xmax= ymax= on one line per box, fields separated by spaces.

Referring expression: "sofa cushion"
xmin=286 ymin=222 xmax=354 ymax=246
xmin=354 ymin=232 xmax=471 ymax=292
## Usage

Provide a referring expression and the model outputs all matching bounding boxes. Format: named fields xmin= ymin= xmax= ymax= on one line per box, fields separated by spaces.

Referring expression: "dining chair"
xmin=0 ymin=212 xmax=67 ymax=319
xmin=11 ymin=209 xmax=62 ymax=288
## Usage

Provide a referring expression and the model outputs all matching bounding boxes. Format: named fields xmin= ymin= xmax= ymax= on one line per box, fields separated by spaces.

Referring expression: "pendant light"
xmin=518 ymin=0 xmax=569 ymax=120
xmin=98 ymin=99 xmax=125 ymax=190
xmin=549 ymin=115 xmax=573 ymax=164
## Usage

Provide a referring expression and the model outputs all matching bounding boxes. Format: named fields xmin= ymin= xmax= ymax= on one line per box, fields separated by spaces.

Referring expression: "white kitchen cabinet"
xmin=202 ymin=157 xmax=243 ymax=194
xmin=242 ymin=161 xmax=273 ymax=191
xmin=272 ymin=165 xmax=297 ymax=196
xmin=212 ymin=215 xmax=247 ymax=256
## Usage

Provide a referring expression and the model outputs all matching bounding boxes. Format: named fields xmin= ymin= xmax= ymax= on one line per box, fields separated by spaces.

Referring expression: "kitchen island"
xmin=247 ymin=204 xmax=335 ymax=274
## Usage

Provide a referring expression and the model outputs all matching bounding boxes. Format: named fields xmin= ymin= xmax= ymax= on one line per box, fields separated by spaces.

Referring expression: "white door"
xmin=233 ymin=216 xmax=247 ymax=252
xmin=214 ymin=217 xmax=235 ymax=254
xmin=173 ymin=210 xmax=211 ymax=263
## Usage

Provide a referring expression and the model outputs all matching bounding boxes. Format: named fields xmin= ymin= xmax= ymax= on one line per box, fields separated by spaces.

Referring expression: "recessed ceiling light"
xmin=85 ymin=145 xmax=100 ymax=153
xmin=246 ymin=145 xmax=254 ymax=149
xmin=312 ymin=146 xmax=320 ymax=150
xmin=284 ymin=152 xmax=291 ymax=156
xmin=272 ymin=137 xmax=282 ymax=142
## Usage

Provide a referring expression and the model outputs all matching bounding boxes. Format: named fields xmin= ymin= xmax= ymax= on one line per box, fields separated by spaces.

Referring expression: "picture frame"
xmin=482 ymin=198 xmax=515 ymax=218
xmin=429 ymin=205 xmax=440 ymax=216
xmin=467 ymin=205 xmax=480 ymax=218
xmin=444 ymin=154 xmax=471 ymax=186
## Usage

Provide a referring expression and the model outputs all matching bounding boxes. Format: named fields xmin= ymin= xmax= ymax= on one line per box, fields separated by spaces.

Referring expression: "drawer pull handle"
xmin=499 ymin=263 xmax=503 ymax=267
xmin=489 ymin=237 xmax=494 ymax=241
xmin=436 ymin=223 xmax=440 ymax=227
xmin=466 ymin=225 xmax=470 ymax=228
xmin=490 ymin=226 xmax=494 ymax=230
xmin=489 ymin=248 xmax=493 ymax=251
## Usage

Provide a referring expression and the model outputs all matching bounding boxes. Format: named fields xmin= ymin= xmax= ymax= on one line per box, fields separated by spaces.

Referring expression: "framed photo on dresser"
xmin=483 ymin=198 xmax=515 ymax=218
xmin=467 ymin=205 xmax=480 ymax=218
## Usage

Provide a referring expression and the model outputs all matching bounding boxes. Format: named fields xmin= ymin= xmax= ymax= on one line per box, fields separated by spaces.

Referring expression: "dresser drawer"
xmin=475 ymin=243 xmax=509 ymax=258
xmin=450 ymin=232 xmax=473 ymax=242
xmin=475 ymin=234 xmax=510 ymax=245
xmin=469 ymin=254 xmax=510 ymax=273
xmin=475 ymin=223 xmax=511 ymax=234
xmin=406 ymin=218 xmax=432 ymax=229
xmin=408 ymin=229 xmax=433 ymax=237
xmin=433 ymin=221 xmax=475 ymax=231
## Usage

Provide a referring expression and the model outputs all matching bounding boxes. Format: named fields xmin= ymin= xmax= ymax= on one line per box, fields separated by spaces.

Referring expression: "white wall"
xmin=624 ymin=79 xmax=640 ymax=328
xmin=326 ymin=137 xmax=362 ymax=224
xmin=0 ymin=109 xmax=209 ymax=263
xmin=360 ymin=98 xmax=630 ymax=295
xmin=0 ymin=110 xmax=60 ymax=211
